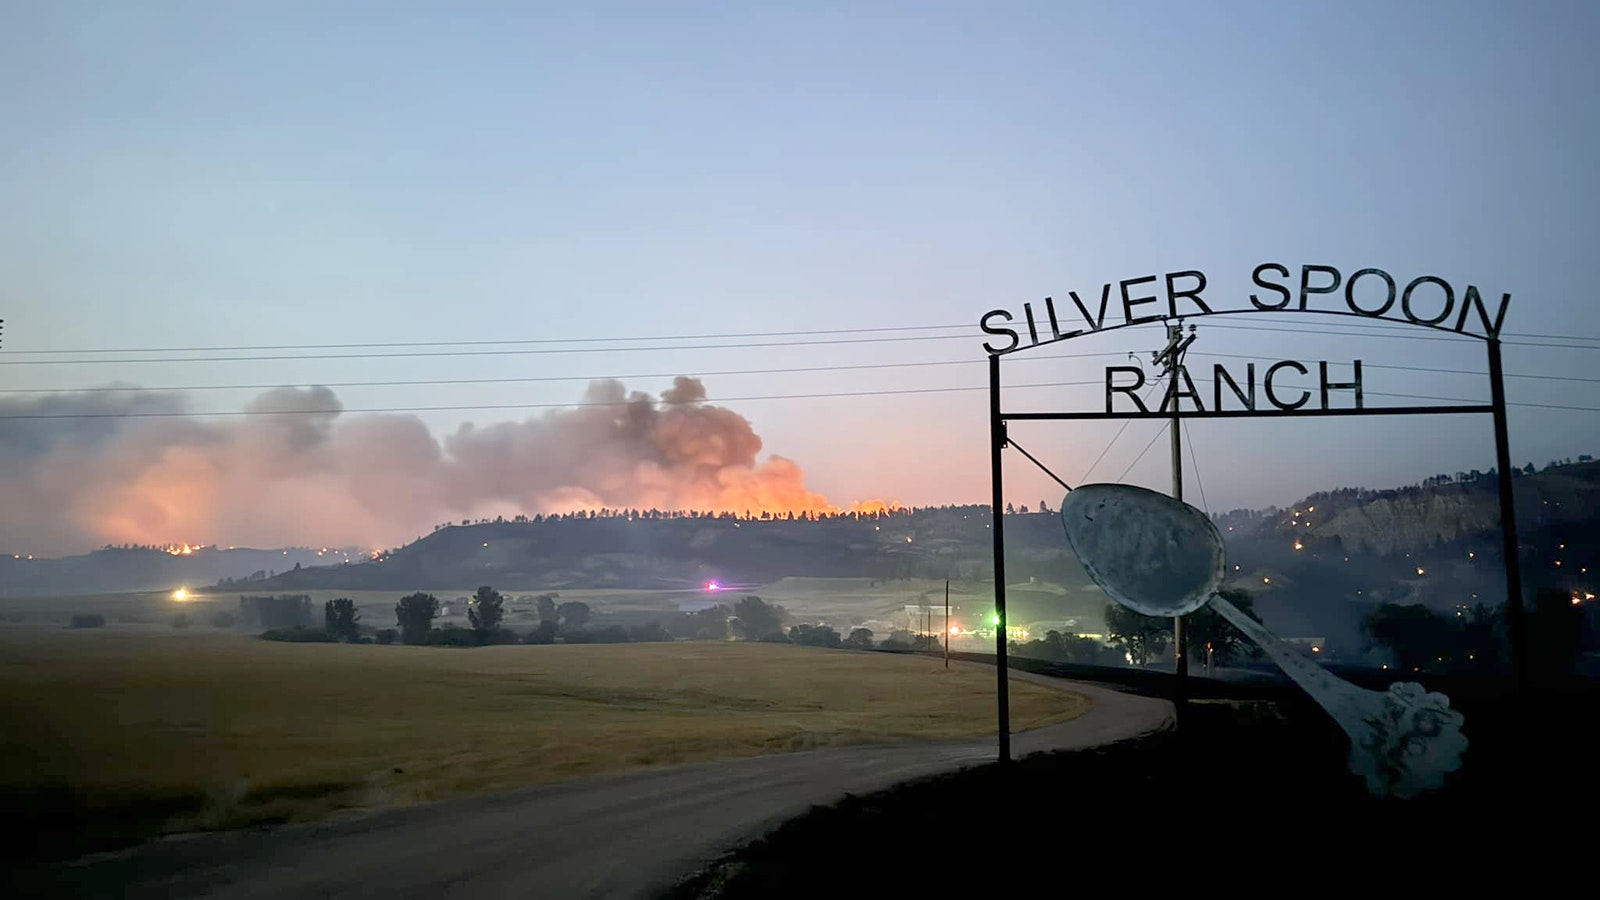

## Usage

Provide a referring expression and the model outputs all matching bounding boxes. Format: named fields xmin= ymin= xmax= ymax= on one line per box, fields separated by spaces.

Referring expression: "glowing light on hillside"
xmin=990 ymin=613 xmax=1001 ymax=626
xmin=164 ymin=543 xmax=203 ymax=556
xmin=705 ymin=581 xmax=722 ymax=592
xmin=172 ymin=587 xmax=189 ymax=602
xmin=1416 ymin=567 xmax=1426 ymax=576
xmin=949 ymin=626 xmax=960 ymax=635
xmin=1468 ymin=552 xmax=1475 ymax=559
xmin=1262 ymin=576 xmax=1271 ymax=584
xmin=1293 ymin=541 xmax=1303 ymax=551
xmin=1308 ymin=506 xmax=1315 ymax=512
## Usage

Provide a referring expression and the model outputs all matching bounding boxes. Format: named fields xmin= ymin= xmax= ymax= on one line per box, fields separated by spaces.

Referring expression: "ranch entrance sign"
xmin=976 ymin=262 xmax=1523 ymax=765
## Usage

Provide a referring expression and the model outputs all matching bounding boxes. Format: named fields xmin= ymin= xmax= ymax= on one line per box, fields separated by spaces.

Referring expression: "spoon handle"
xmin=1208 ymin=595 xmax=1467 ymax=798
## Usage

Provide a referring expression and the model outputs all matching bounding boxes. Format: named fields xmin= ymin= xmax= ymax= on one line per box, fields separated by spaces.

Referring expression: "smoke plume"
xmin=0 ymin=378 xmax=838 ymax=555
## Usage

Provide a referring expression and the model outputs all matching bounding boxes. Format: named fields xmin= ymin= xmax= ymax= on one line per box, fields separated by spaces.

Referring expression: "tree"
xmin=1105 ymin=603 xmax=1170 ymax=666
xmin=843 ymin=627 xmax=875 ymax=650
xmin=1186 ymin=589 xmax=1262 ymax=668
xmin=468 ymin=585 xmax=504 ymax=642
xmin=395 ymin=592 xmax=440 ymax=645
xmin=536 ymin=594 xmax=558 ymax=623
xmin=324 ymin=597 xmax=360 ymax=641
xmin=670 ymin=604 xmax=731 ymax=641
xmin=788 ymin=623 xmax=843 ymax=648
xmin=1527 ymin=589 xmax=1589 ymax=681
xmin=523 ymin=620 xmax=558 ymax=644
xmin=1362 ymin=602 xmax=1455 ymax=672
xmin=732 ymin=595 xmax=787 ymax=640
xmin=557 ymin=600 xmax=591 ymax=629
xmin=629 ymin=621 xmax=674 ymax=642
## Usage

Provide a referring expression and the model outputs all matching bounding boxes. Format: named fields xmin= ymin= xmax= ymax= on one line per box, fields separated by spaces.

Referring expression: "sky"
xmin=2 ymin=1 xmax=1598 ymax=553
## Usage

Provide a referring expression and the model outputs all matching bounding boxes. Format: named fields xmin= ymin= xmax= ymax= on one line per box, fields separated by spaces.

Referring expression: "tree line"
xmin=256 ymin=589 xmax=938 ymax=653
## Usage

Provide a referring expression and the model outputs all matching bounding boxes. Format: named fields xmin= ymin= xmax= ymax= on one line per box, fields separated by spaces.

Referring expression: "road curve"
xmin=37 ymin=671 xmax=1171 ymax=899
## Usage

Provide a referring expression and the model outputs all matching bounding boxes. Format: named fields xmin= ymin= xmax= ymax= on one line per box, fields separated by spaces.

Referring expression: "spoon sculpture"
xmin=1060 ymin=483 xmax=1467 ymax=799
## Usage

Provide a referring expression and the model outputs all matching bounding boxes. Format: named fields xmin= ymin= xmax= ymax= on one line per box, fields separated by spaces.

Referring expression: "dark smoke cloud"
xmin=0 ymin=377 xmax=834 ymax=554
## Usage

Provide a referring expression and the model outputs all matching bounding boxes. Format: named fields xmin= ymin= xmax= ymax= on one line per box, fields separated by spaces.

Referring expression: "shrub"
xmin=523 ymin=620 xmax=558 ymax=645
xmin=561 ymin=625 xmax=631 ymax=644
xmin=239 ymin=595 xmax=314 ymax=630
xmin=628 ymin=622 xmax=674 ymax=643
xmin=843 ymin=627 xmax=875 ymax=650
xmin=424 ymin=624 xmax=475 ymax=646
xmin=260 ymin=627 xmax=337 ymax=643
xmin=376 ymin=628 xmax=398 ymax=645
xmin=69 ymin=614 xmax=106 ymax=629
xmin=208 ymin=610 xmax=237 ymax=629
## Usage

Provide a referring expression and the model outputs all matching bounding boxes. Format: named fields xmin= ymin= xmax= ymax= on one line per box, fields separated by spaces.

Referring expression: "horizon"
xmin=4 ymin=2 xmax=1598 ymax=553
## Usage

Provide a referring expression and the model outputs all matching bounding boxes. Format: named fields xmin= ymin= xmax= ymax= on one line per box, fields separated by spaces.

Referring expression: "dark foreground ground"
xmin=668 ymin=674 xmax=1600 ymax=897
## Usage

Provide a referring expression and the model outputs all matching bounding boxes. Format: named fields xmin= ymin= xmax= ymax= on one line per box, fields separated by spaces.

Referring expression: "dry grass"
xmin=0 ymin=629 xmax=1086 ymax=852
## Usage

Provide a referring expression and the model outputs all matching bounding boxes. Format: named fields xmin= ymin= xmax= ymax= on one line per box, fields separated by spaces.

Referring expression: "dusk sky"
xmin=2 ymin=1 xmax=1598 ymax=552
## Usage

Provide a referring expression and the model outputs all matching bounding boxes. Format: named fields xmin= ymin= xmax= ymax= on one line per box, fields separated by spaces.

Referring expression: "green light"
xmin=990 ymin=613 xmax=1001 ymax=626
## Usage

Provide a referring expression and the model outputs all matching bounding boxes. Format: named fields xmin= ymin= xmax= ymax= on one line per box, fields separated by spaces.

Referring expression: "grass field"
xmin=0 ymin=628 xmax=1087 ymax=856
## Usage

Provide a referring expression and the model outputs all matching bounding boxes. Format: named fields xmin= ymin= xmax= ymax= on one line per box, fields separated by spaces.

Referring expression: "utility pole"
xmin=1155 ymin=320 xmax=1195 ymax=717
xmin=944 ymin=579 xmax=950 ymax=669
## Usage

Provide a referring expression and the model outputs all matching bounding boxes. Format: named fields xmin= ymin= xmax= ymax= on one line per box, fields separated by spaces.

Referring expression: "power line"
xmin=1190 ymin=352 xmax=1600 ymax=384
xmin=0 ymin=323 xmax=974 ymax=356
xmin=1079 ymin=382 xmax=1161 ymax=484
xmin=7 ymin=317 xmax=1597 ymax=358
xmin=3 ymin=347 xmax=1593 ymax=395
xmin=0 ymin=332 xmax=986 ymax=366
xmin=1202 ymin=321 xmax=1600 ymax=350
xmin=1115 ymin=422 xmax=1170 ymax=482
xmin=0 ymin=378 xmax=1110 ymax=420
xmin=1185 ymin=425 xmax=1209 ymax=514
xmin=0 ymin=350 xmax=1135 ymax=395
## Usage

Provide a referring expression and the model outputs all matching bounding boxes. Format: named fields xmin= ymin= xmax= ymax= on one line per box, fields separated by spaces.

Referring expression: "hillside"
xmin=0 ymin=546 xmax=368 ymax=597
xmin=7 ymin=463 xmax=1597 ymax=654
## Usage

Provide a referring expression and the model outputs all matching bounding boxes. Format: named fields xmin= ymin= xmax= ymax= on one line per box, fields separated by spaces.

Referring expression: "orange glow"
xmin=849 ymin=499 xmax=903 ymax=515
xmin=162 ymin=543 xmax=205 ymax=556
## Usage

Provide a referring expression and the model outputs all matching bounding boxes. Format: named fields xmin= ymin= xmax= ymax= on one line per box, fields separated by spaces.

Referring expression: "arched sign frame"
xmin=982 ymin=285 xmax=1524 ymax=763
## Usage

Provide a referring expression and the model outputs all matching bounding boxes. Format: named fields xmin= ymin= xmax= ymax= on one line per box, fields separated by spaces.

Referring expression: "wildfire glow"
xmin=163 ymin=543 xmax=205 ymax=556
xmin=849 ymin=499 xmax=903 ymax=515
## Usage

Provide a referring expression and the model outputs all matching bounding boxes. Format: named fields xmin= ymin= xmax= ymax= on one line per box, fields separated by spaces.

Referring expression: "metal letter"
xmin=1213 ymin=362 xmax=1256 ymax=411
xmin=1159 ymin=365 xmax=1204 ymax=413
xmin=1069 ymin=285 xmax=1112 ymax=332
xmin=1120 ymin=275 xmax=1162 ymax=325
xmin=1249 ymin=263 xmax=1292 ymax=310
xmin=1319 ymin=360 xmax=1364 ymax=409
xmin=1264 ymin=360 xmax=1310 ymax=410
xmin=979 ymin=310 xmax=1020 ymax=354
xmin=1401 ymin=276 xmax=1455 ymax=325
xmin=1299 ymin=264 xmax=1342 ymax=311
xmin=1345 ymin=268 xmax=1396 ymax=317
xmin=1165 ymin=270 xmax=1212 ymax=316
xmin=1105 ymin=366 xmax=1150 ymax=414
xmin=1454 ymin=285 xmax=1511 ymax=339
